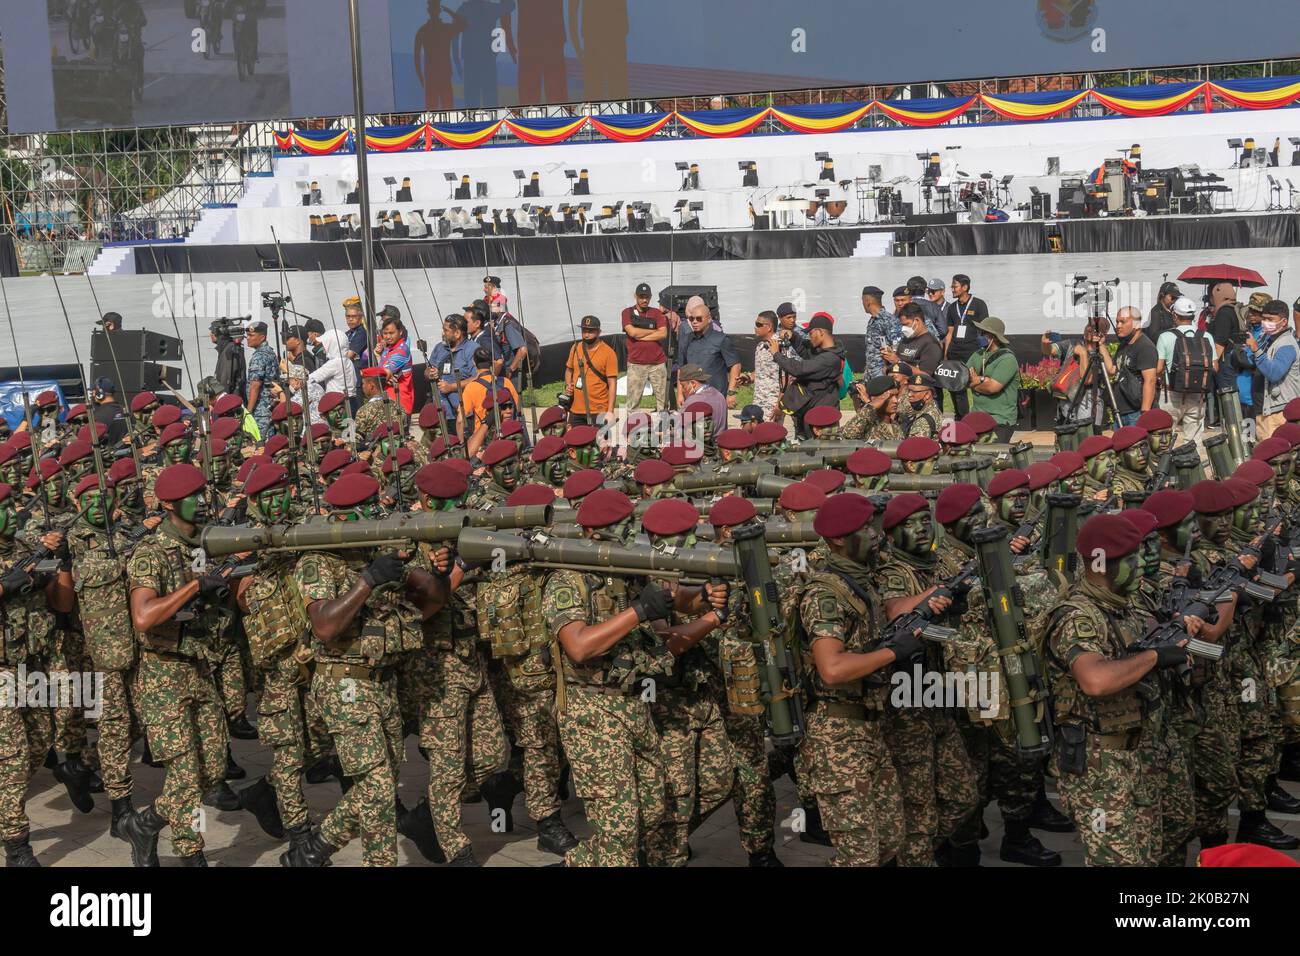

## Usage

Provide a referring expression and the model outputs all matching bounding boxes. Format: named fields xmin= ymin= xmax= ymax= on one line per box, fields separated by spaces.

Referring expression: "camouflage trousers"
xmin=257 ymin=654 xmax=330 ymax=831
xmin=417 ymin=648 xmax=508 ymax=858
xmin=207 ymin=631 xmax=248 ymax=721
xmin=646 ymin=689 xmax=734 ymax=867
xmin=136 ymin=653 xmax=229 ymax=859
xmin=795 ymin=709 xmax=904 ymax=866
xmin=498 ymin=656 xmax=563 ymax=822
xmin=557 ymin=687 xmax=665 ymax=867
xmin=722 ymin=707 xmax=777 ymax=855
xmin=1054 ymin=737 xmax=1159 ymax=866
xmin=0 ymin=663 xmax=53 ymax=840
xmin=95 ymin=668 xmax=139 ymax=801
xmin=1236 ymin=653 xmax=1277 ymax=813
xmin=884 ymin=707 xmax=978 ymax=866
xmin=1193 ymin=671 xmax=1241 ymax=837
xmin=951 ymin=716 xmax=1040 ymax=846
xmin=312 ymin=668 xmax=404 ymax=866
xmin=42 ymin=628 xmax=88 ymax=755
xmin=1153 ymin=715 xmax=1197 ymax=868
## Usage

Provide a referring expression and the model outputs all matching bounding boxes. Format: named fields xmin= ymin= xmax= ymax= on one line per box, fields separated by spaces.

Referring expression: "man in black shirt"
xmin=945 ymin=273 xmax=988 ymax=415
xmin=90 ymin=377 xmax=129 ymax=445
xmin=1207 ymin=281 xmax=1244 ymax=390
xmin=883 ymin=302 xmax=943 ymax=375
xmin=211 ymin=321 xmax=247 ymax=400
xmin=1145 ymin=281 xmax=1180 ymax=344
xmin=1098 ymin=306 xmax=1158 ymax=426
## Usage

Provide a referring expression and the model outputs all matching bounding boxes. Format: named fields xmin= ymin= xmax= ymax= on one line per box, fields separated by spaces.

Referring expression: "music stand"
xmin=1290 ymin=137 xmax=1300 ymax=166
xmin=383 ymin=176 xmax=397 ymax=202
xmin=444 ymin=172 xmax=457 ymax=198
xmin=1227 ymin=138 xmax=1244 ymax=167
xmin=1267 ymin=175 xmax=1284 ymax=211
xmin=514 ymin=170 xmax=526 ymax=197
xmin=675 ymin=161 xmax=690 ymax=190
xmin=564 ymin=169 xmax=578 ymax=195
xmin=998 ymin=174 xmax=1014 ymax=207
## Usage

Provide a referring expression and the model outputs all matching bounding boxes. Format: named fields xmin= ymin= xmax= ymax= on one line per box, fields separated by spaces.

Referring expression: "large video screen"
xmin=3 ymin=0 xmax=1297 ymax=134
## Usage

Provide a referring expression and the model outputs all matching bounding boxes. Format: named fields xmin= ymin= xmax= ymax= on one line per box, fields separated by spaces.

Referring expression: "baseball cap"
xmin=1172 ymin=296 xmax=1198 ymax=318
xmin=678 ymin=364 xmax=709 ymax=383
xmin=580 ymin=315 xmax=601 ymax=331
xmin=379 ymin=304 xmax=402 ymax=321
xmin=926 ymin=278 xmax=945 ymax=292
xmin=739 ymin=404 xmax=763 ymax=423
xmin=635 ymin=282 xmax=652 ymax=297
xmin=284 ymin=325 xmax=306 ymax=341
xmin=805 ymin=313 xmax=834 ymax=333
xmin=1159 ymin=281 xmax=1181 ymax=298
xmin=249 ymin=320 xmax=268 ymax=335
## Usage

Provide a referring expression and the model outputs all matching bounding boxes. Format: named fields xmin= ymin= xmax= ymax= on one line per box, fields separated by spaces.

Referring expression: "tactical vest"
xmin=561 ymin=573 xmax=673 ymax=691
xmin=131 ymin=536 xmax=220 ymax=660
xmin=0 ymin=554 xmax=55 ymax=666
xmin=1044 ymin=592 xmax=1147 ymax=735
xmin=797 ymin=571 xmax=889 ymax=711
xmin=477 ymin=564 xmax=547 ymax=661
xmin=71 ymin=532 xmax=136 ymax=672
xmin=308 ymin=553 xmax=425 ymax=664
xmin=243 ymin=556 xmax=311 ymax=668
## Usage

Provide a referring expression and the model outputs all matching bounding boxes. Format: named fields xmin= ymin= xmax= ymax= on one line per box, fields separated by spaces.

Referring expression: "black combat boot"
xmin=1280 ymin=744 xmax=1300 ymax=783
xmin=237 ymin=778 xmax=285 ymax=839
xmin=178 ymin=851 xmax=208 ymax=867
xmin=999 ymin=819 xmax=1062 ymax=866
xmin=1236 ymin=810 xmax=1300 ymax=850
xmin=536 ymin=811 xmax=578 ymax=856
xmin=73 ymin=755 xmax=104 ymax=794
xmin=280 ymin=828 xmax=337 ymax=867
xmin=119 ymin=805 xmax=166 ymax=867
xmin=1027 ymin=788 xmax=1075 ymax=832
xmin=747 ymin=849 xmax=784 ymax=867
xmin=202 ymin=781 xmax=241 ymax=812
xmin=224 ymin=746 xmax=246 ymax=781
xmin=284 ymin=821 xmax=314 ymax=854
xmin=52 ymin=756 xmax=94 ymax=813
xmin=396 ymin=798 xmax=445 ymax=863
xmin=797 ymin=802 xmax=832 ymax=847
xmin=228 ymin=713 xmax=259 ymax=741
xmin=3 ymin=834 xmax=39 ymax=867
xmin=110 ymin=796 xmax=135 ymax=840
xmin=480 ymin=771 xmax=523 ymax=832
xmin=447 ymin=845 xmax=479 ymax=867
xmin=1267 ymin=776 xmax=1300 ymax=815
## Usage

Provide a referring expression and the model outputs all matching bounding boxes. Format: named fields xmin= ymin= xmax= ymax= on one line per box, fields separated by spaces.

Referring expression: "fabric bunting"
xmin=288 ymin=129 xmax=353 ymax=155
xmin=676 ymin=107 xmax=770 ymax=137
xmin=428 ymin=120 xmax=503 ymax=149
xmin=1090 ymin=81 xmax=1203 ymax=117
xmin=981 ymin=89 xmax=1090 ymax=120
xmin=770 ymin=102 xmax=872 ymax=133
xmin=504 ymin=116 xmax=589 ymax=145
xmin=589 ymin=112 xmax=674 ymax=142
xmin=875 ymin=96 xmax=975 ymax=127
xmin=364 ymin=124 xmax=425 ymax=153
xmin=1210 ymin=77 xmax=1300 ymax=110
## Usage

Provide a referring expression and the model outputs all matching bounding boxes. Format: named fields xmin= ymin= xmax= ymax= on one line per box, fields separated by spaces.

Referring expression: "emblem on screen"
xmin=1036 ymin=0 xmax=1098 ymax=42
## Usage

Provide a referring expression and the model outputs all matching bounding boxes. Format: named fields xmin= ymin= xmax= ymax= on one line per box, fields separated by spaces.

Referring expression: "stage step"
xmin=86 ymin=245 xmax=137 ymax=277
xmin=853 ymin=232 xmax=895 ymax=257
xmin=186 ymin=207 xmax=239 ymax=245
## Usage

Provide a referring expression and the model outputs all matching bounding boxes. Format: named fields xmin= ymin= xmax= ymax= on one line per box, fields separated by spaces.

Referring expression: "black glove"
xmin=882 ymin=628 xmax=924 ymax=663
xmin=362 ymin=554 xmax=405 ymax=589
xmin=197 ymin=573 xmax=229 ymax=600
xmin=1154 ymin=643 xmax=1190 ymax=669
xmin=633 ymin=585 xmax=674 ymax=623
xmin=0 ymin=567 xmax=34 ymax=596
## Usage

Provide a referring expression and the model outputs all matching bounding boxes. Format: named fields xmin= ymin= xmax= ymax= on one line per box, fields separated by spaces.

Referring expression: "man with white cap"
xmin=1155 ymin=296 xmax=1218 ymax=448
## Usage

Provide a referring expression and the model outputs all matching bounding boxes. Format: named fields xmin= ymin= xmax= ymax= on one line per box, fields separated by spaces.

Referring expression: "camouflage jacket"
xmin=354 ymin=397 xmax=406 ymax=442
xmin=797 ymin=563 xmax=890 ymax=709
xmin=841 ymin=405 xmax=903 ymax=443
xmin=69 ymin=523 xmax=136 ymax=672
xmin=877 ymin=550 xmax=947 ymax=674
xmin=0 ymin=541 xmax=57 ymax=665
xmin=900 ymin=397 xmax=944 ymax=440
xmin=127 ymin=522 xmax=228 ymax=660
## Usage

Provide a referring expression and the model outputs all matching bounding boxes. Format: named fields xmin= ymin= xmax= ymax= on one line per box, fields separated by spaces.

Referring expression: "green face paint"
xmin=998 ymin=490 xmax=1029 ymax=525
xmin=175 ymin=493 xmax=209 ymax=526
xmin=1198 ymin=511 xmax=1231 ymax=546
xmin=1148 ymin=429 xmax=1173 ymax=455
xmin=491 ymin=460 xmax=520 ymax=490
xmin=79 ymin=488 xmax=112 ymax=528
xmin=254 ymin=486 xmax=291 ymax=523
xmin=574 ymin=445 xmax=598 ymax=468
xmin=903 ymin=458 xmax=936 ymax=476
xmin=1232 ymin=500 xmax=1260 ymax=535
xmin=43 ymin=479 xmax=65 ymax=508
xmin=1109 ymin=552 xmax=1142 ymax=595
xmin=950 ymin=504 xmax=988 ymax=545
xmin=1172 ymin=514 xmax=1196 ymax=551
xmin=650 ymin=531 xmax=697 ymax=553
xmin=1087 ymin=451 xmax=1115 ymax=484
xmin=891 ymin=510 xmax=934 ymax=556
xmin=1122 ymin=443 xmax=1150 ymax=473
xmin=1062 ymin=472 xmax=1085 ymax=496
xmin=327 ymin=409 xmax=346 ymax=430
xmin=164 ymin=440 xmax=192 ymax=464
xmin=845 ymin=527 xmax=879 ymax=566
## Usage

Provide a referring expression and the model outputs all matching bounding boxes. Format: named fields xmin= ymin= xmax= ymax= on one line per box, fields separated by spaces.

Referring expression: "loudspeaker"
xmin=90 ymin=330 xmax=184 ymax=363
xmin=91 ymin=361 xmax=181 ymax=394
xmin=1031 ymin=193 xmax=1052 ymax=219
xmin=658 ymin=285 xmax=719 ymax=325
xmin=752 ymin=214 xmax=770 ymax=230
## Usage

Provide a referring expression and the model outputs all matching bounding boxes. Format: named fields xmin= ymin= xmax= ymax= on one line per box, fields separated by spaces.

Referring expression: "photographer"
xmin=1097 ymin=307 xmax=1157 ymax=427
xmin=767 ymin=313 xmax=847 ymax=439
xmin=1247 ymin=299 xmax=1300 ymax=440
xmin=210 ymin=319 xmax=247 ymax=401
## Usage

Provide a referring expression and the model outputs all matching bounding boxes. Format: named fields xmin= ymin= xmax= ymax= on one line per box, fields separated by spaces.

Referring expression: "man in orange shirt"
xmin=564 ymin=316 xmax=618 ymax=426
xmin=461 ymin=347 xmax=521 ymax=460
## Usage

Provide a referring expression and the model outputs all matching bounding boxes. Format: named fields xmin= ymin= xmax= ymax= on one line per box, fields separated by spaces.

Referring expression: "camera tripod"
xmin=1065 ymin=315 xmax=1125 ymax=431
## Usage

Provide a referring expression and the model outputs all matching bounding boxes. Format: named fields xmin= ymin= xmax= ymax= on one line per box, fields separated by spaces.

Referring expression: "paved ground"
xmin=15 ymin=731 xmax=1300 ymax=867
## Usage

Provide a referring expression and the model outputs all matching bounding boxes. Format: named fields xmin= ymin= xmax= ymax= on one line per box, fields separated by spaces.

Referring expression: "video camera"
xmin=261 ymin=291 xmax=291 ymax=319
xmin=1071 ymin=275 xmax=1121 ymax=322
xmin=209 ymin=316 xmax=250 ymax=339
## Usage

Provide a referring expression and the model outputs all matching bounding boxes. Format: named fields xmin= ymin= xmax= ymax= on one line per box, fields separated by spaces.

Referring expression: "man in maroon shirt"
xmin=514 ymin=0 xmax=568 ymax=104
xmin=621 ymin=281 xmax=669 ymax=411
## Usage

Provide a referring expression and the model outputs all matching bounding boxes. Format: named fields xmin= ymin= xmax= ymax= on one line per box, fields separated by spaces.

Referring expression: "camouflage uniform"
xmin=0 ymin=542 xmax=56 ymax=843
xmin=68 ymin=524 xmax=139 ymax=803
xmin=463 ymin=480 xmax=511 ymax=512
xmin=294 ymin=550 xmax=423 ymax=866
xmin=542 ymin=569 xmax=669 ymax=866
xmin=127 ymin=525 xmax=231 ymax=860
xmin=1043 ymin=577 xmax=1160 ymax=866
xmin=900 ymin=397 xmax=944 ymax=440
xmin=795 ymin=566 xmax=905 ymax=865
xmin=1225 ymin=532 xmax=1276 ymax=817
xmin=1111 ymin=465 xmax=1148 ymax=496
xmin=877 ymin=552 xmax=978 ymax=866
xmin=841 ymin=406 xmax=903 ymax=444
xmin=354 ymin=397 xmax=405 ymax=442
xmin=1188 ymin=540 xmax=1239 ymax=838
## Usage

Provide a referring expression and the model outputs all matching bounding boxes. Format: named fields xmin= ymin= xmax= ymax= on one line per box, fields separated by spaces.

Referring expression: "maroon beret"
xmin=414 ymin=462 xmax=468 ymax=500
xmin=576 ymin=489 xmax=635 ymax=528
xmin=211 ymin=417 xmax=240 ymax=441
xmin=805 ymin=468 xmax=846 ymax=494
xmin=428 ymin=435 xmax=462 ymax=458
xmin=813 ymin=493 xmax=875 ymax=538
xmin=803 ymin=406 xmax=842 ymax=427
xmin=270 ymin=401 xmax=303 ymax=423
xmin=265 ymin=434 xmax=289 ymax=456
xmin=153 ymin=463 xmax=206 ymax=502
xmin=752 ymin=422 xmax=788 ymax=446
xmin=1274 ymin=423 xmax=1300 ymax=447
xmin=563 ymin=425 xmax=599 ymax=448
xmin=310 ymin=422 xmax=332 ymax=442
xmin=1252 ymin=437 xmax=1292 ymax=462
xmin=1111 ymin=426 xmax=1149 ymax=452
xmin=317 ymin=392 xmax=345 ymax=415
xmin=1142 ymin=489 xmax=1194 ymax=529
xmin=682 ymin=400 xmax=713 ymax=419
xmin=209 ymin=438 xmax=228 ymax=457
xmin=847 ymin=448 xmax=892 ymax=478
xmin=244 ymin=462 xmax=290 ymax=496
xmin=1136 ymin=408 xmax=1174 ymax=431
xmin=934 ymin=483 xmax=983 ymax=525
xmin=442 ymin=458 xmax=473 ymax=478
xmin=1049 ymin=450 xmax=1085 ymax=479
xmin=563 ymin=469 xmax=605 ymax=501
xmin=480 ymin=439 xmax=519 ymax=467
xmin=372 ymin=422 xmax=395 ymax=440
xmin=480 ymin=388 xmax=515 ymax=411
xmin=1233 ymin=459 xmax=1275 ymax=487
xmin=634 ymin=459 xmax=676 ymax=485
xmin=235 ymin=455 xmax=272 ymax=483
xmin=58 ymin=440 xmax=91 ymax=468
xmin=897 ymin=436 xmax=941 ymax=462
xmin=129 ymin=391 xmax=159 ymax=413
xmin=319 ymin=448 xmax=355 ymax=478
xmin=709 ymin=495 xmax=758 ymax=528
xmin=213 ymin=393 xmax=245 ymax=416
xmin=160 ymin=422 xmax=191 ymax=446
xmin=381 ymin=448 xmax=415 ymax=474
xmin=643 ymin=498 xmax=701 ymax=536
xmin=530 ymin=434 xmax=566 ymax=462
xmin=0 ymin=443 xmax=17 ymax=467
xmin=882 ymin=492 xmax=929 ymax=531
xmin=108 ymin=457 xmax=137 ymax=483
xmin=1075 ymin=513 xmax=1143 ymax=560
xmin=1120 ymin=509 xmax=1159 ymax=540
xmin=151 ymin=405 xmax=182 ymax=429
xmin=26 ymin=457 xmax=62 ymax=489
xmin=961 ymin=411 xmax=997 ymax=436
xmin=941 ymin=422 xmax=977 ymax=447
xmin=34 ymin=390 xmax=58 ymax=409
xmin=66 ymin=403 xmax=88 ymax=422
xmin=715 ymin=428 xmax=756 ymax=451
xmin=324 ymin=473 xmax=381 ymax=508
xmin=1026 ymin=462 xmax=1062 ymax=492
xmin=661 ymin=443 xmax=704 ymax=467
xmin=1078 ymin=434 xmax=1114 ymax=459
xmin=76 ymin=423 xmax=108 ymax=445
xmin=1222 ymin=477 xmax=1260 ymax=507
xmin=1286 ymin=398 xmax=1300 ymax=423
xmin=779 ymin=481 xmax=827 ymax=512
xmin=537 ymin=406 xmax=566 ymax=429
xmin=505 ymin=484 xmax=558 ymax=507
xmin=416 ymin=403 xmax=439 ymax=430
xmin=987 ymin=468 xmax=1030 ymax=499
xmin=7 ymin=432 xmax=30 ymax=451
xmin=500 ymin=420 xmax=525 ymax=439
xmin=74 ymin=474 xmax=108 ymax=498
xmin=1190 ymin=480 xmax=1235 ymax=515
xmin=341 ymin=461 xmax=372 ymax=477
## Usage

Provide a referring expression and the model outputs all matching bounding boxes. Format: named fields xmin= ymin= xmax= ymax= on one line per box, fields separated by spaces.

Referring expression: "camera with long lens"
xmin=261 ymin=291 xmax=291 ymax=319
xmin=209 ymin=316 xmax=250 ymax=339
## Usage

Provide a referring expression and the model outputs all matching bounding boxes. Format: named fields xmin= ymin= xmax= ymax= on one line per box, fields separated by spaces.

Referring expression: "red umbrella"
xmin=1178 ymin=264 xmax=1268 ymax=287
